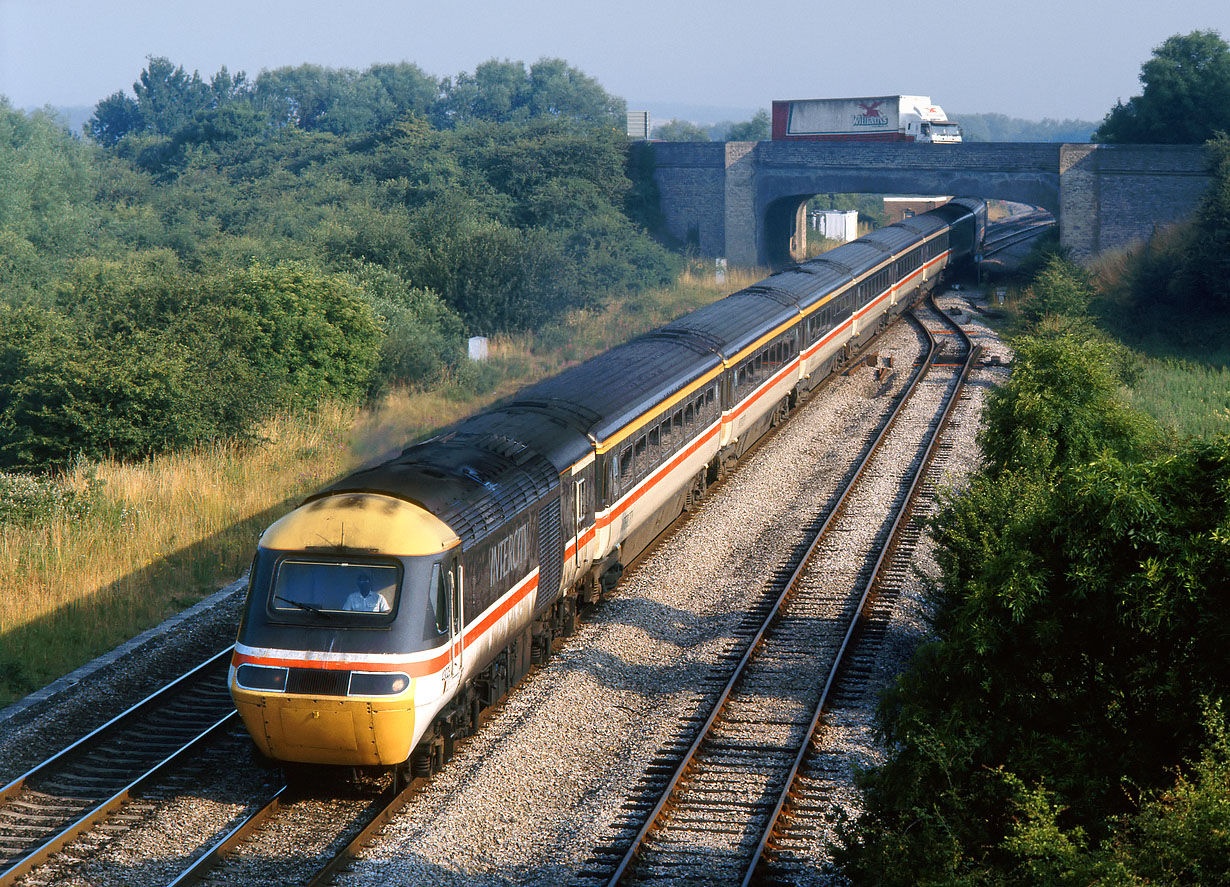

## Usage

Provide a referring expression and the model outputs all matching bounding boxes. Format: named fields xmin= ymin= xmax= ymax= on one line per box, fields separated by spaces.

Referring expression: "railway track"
xmin=0 ymin=295 xmax=977 ymax=886
xmin=573 ymin=295 xmax=977 ymax=886
xmin=144 ymin=308 xmax=935 ymax=887
xmin=0 ymin=648 xmax=238 ymax=887
xmin=982 ymin=211 xmax=1054 ymax=258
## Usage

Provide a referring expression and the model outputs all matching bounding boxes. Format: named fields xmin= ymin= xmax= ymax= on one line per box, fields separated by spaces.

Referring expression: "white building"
xmin=810 ymin=209 xmax=859 ymax=242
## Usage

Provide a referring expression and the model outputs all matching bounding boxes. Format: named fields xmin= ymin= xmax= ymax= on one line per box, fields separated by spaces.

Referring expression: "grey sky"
xmin=2 ymin=0 xmax=1228 ymax=123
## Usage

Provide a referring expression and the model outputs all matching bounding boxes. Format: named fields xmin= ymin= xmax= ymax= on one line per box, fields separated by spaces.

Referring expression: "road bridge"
xmin=648 ymin=141 xmax=1210 ymax=267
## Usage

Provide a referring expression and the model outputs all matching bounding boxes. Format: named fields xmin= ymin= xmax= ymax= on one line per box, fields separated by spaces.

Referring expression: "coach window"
xmin=673 ymin=409 xmax=684 ymax=437
xmin=634 ymin=435 xmax=648 ymax=474
xmin=684 ymin=401 xmax=695 ymax=427
xmin=648 ymin=424 xmax=660 ymax=458
xmin=432 ymin=563 xmax=449 ymax=635
xmin=619 ymin=446 xmax=634 ymax=482
xmin=658 ymin=418 xmax=671 ymax=449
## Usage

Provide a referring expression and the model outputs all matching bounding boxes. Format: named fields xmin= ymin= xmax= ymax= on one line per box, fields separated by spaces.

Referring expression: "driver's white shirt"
xmin=344 ymin=591 xmax=391 ymax=612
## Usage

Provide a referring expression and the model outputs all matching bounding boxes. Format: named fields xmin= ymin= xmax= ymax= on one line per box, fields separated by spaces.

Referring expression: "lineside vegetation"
xmin=0 ymin=261 xmax=753 ymax=706
xmin=0 ymin=54 xmax=774 ymax=703
xmin=835 ymin=135 xmax=1230 ymax=885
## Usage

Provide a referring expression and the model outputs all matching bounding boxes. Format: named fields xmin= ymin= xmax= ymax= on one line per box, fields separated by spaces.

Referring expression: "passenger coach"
xmin=229 ymin=197 xmax=987 ymax=775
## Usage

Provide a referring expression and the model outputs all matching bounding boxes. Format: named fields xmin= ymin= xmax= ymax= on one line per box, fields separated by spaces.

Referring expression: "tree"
xmin=86 ymin=57 xmax=250 ymax=146
xmin=526 ymin=57 xmax=624 ymax=123
xmin=1018 ymin=254 xmax=1096 ymax=325
xmin=1095 ymin=30 xmax=1230 ymax=143
xmin=86 ymin=92 xmax=142 ymax=147
xmin=979 ymin=332 xmax=1153 ymax=478
xmin=726 ymin=109 xmax=770 ymax=141
xmin=1179 ymin=134 xmax=1230 ymax=310
xmin=438 ymin=58 xmax=622 ymax=128
xmin=651 ymin=119 xmax=709 ymax=141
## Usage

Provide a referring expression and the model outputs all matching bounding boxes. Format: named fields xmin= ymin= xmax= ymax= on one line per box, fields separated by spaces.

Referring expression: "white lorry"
xmin=771 ymin=95 xmax=962 ymax=143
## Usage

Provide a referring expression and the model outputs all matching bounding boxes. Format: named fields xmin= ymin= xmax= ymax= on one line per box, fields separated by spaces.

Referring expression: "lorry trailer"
xmin=771 ymin=95 xmax=962 ymax=143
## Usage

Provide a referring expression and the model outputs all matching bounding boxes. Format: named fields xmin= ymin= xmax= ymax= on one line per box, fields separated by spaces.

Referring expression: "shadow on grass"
xmin=1099 ymin=301 xmax=1230 ymax=368
xmin=0 ymin=491 xmax=305 ymax=709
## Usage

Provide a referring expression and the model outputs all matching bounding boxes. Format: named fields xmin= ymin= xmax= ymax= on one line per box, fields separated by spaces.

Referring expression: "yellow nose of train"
xmin=229 ymin=491 xmax=462 ymax=767
xmin=230 ymin=668 xmax=416 ymax=766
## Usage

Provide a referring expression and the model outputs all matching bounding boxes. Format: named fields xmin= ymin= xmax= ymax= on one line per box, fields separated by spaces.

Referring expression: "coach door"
xmin=445 ymin=558 xmax=463 ymax=689
xmin=572 ymin=460 xmax=595 ymax=572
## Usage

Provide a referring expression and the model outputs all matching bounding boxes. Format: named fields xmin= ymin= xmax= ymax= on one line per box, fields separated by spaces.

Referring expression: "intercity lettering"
xmin=489 ymin=523 xmax=530 ymax=587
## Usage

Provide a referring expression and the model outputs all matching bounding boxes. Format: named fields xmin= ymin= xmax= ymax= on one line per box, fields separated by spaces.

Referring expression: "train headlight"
xmin=348 ymin=671 xmax=411 ymax=696
xmin=235 ymin=664 xmax=289 ymax=692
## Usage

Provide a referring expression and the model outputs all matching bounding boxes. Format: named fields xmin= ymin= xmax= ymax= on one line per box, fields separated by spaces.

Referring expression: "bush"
xmin=979 ymin=332 xmax=1156 ymax=478
xmin=840 ymin=395 xmax=1230 ymax=885
xmin=1019 ymin=255 xmax=1096 ymax=325
xmin=0 ymin=469 xmax=99 ymax=526
xmin=350 ymin=263 xmax=466 ymax=394
xmin=0 ymin=257 xmax=380 ymax=469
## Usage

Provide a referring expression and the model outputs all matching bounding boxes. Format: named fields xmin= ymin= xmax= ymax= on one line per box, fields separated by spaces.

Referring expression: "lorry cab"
xmin=919 ymin=120 xmax=963 ymax=143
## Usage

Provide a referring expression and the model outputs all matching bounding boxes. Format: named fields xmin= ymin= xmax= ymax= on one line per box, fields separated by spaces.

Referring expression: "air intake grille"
xmin=286 ymin=667 xmax=351 ymax=696
xmin=535 ymin=498 xmax=564 ymax=612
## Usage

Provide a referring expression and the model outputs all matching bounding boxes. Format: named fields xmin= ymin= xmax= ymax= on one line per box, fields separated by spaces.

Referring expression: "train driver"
xmin=344 ymin=573 xmax=391 ymax=612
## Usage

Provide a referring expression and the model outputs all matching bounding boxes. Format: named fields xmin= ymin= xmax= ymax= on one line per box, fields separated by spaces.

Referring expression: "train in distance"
xmin=771 ymin=95 xmax=962 ymax=143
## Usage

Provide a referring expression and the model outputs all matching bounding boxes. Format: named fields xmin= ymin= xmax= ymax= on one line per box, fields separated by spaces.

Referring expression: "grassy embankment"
xmin=0 ymin=264 xmax=761 ymax=707
xmin=986 ymin=246 xmax=1230 ymax=442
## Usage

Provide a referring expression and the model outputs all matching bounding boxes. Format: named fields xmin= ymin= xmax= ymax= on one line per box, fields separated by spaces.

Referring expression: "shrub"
xmin=0 ymin=258 xmax=380 ymax=469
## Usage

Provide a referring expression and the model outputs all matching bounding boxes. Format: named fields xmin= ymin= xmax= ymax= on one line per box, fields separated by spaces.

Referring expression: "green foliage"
xmin=1003 ymin=703 xmax=1230 ymax=886
xmin=87 ymin=57 xmax=248 ymax=146
xmin=0 ymin=468 xmax=100 ymax=526
xmin=350 ymin=263 xmax=466 ymax=394
xmin=0 ymin=101 xmax=101 ymax=264
xmin=1095 ymin=30 xmax=1230 ymax=144
xmin=806 ymin=192 xmax=888 ymax=228
xmin=652 ymin=119 xmax=710 ymax=141
xmin=1018 ymin=255 xmax=1096 ymax=325
xmin=726 ymin=109 xmax=770 ymax=141
xmin=442 ymin=57 xmax=624 ymax=127
xmin=838 ymin=312 xmax=1230 ymax=884
xmin=842 ymin=430 xmax=1230 ymax=885
xmin=1177 ymin=134 xmax=1230 ymax=311
xmin=252 ymin=62 xmax=438 ymax=135
xmin=1098 ymin=134 xmax=1230 ymax=322
xmin=0 ymin=257 xmax=379 ymax=469
xmin=955 ymin=112 xmax=1098 ymax=142
xmin=1 ymin=56 xmax=676 ymax=471
xmin=980 ymin=332 xmax=1154 ymax=477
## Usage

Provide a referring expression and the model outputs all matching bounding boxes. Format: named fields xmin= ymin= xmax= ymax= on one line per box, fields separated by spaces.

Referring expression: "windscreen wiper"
xmin=275 ymin=594 xmax=331 ymax=616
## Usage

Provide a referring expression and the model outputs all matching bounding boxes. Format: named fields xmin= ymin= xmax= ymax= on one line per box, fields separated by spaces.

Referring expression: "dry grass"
xmin=0 ymin=405 xmax=357 ymax=701
xmin=0 ymin=268 xmax=750 ymax=704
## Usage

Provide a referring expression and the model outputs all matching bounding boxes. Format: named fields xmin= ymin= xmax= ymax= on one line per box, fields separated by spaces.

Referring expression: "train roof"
xmin=661 ymin=289 xmax=802 ymax=358
xmin=923 ymin=198 xmax=981 ymax=226
xmin=816 ymin=239 xmax=895 ymax=277
xmin=858 ymin=221 xmax=927 ymax=253
xmin=311 ymin=427 xmax=561 ymax=548
xmin=512 ymin=333 xmax=723 ymax=444
xmin=783 ymin=259 xmax=852 ymax=304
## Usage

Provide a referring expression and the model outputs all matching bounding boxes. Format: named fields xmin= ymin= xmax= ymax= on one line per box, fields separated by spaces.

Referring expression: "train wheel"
xmin=531 ymin=629 xmax=553 ymax=664
xmin=559 ymin=598 xmax=577 ymax=636
xmin=683 ymin=472 xmax=707 ymax=511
